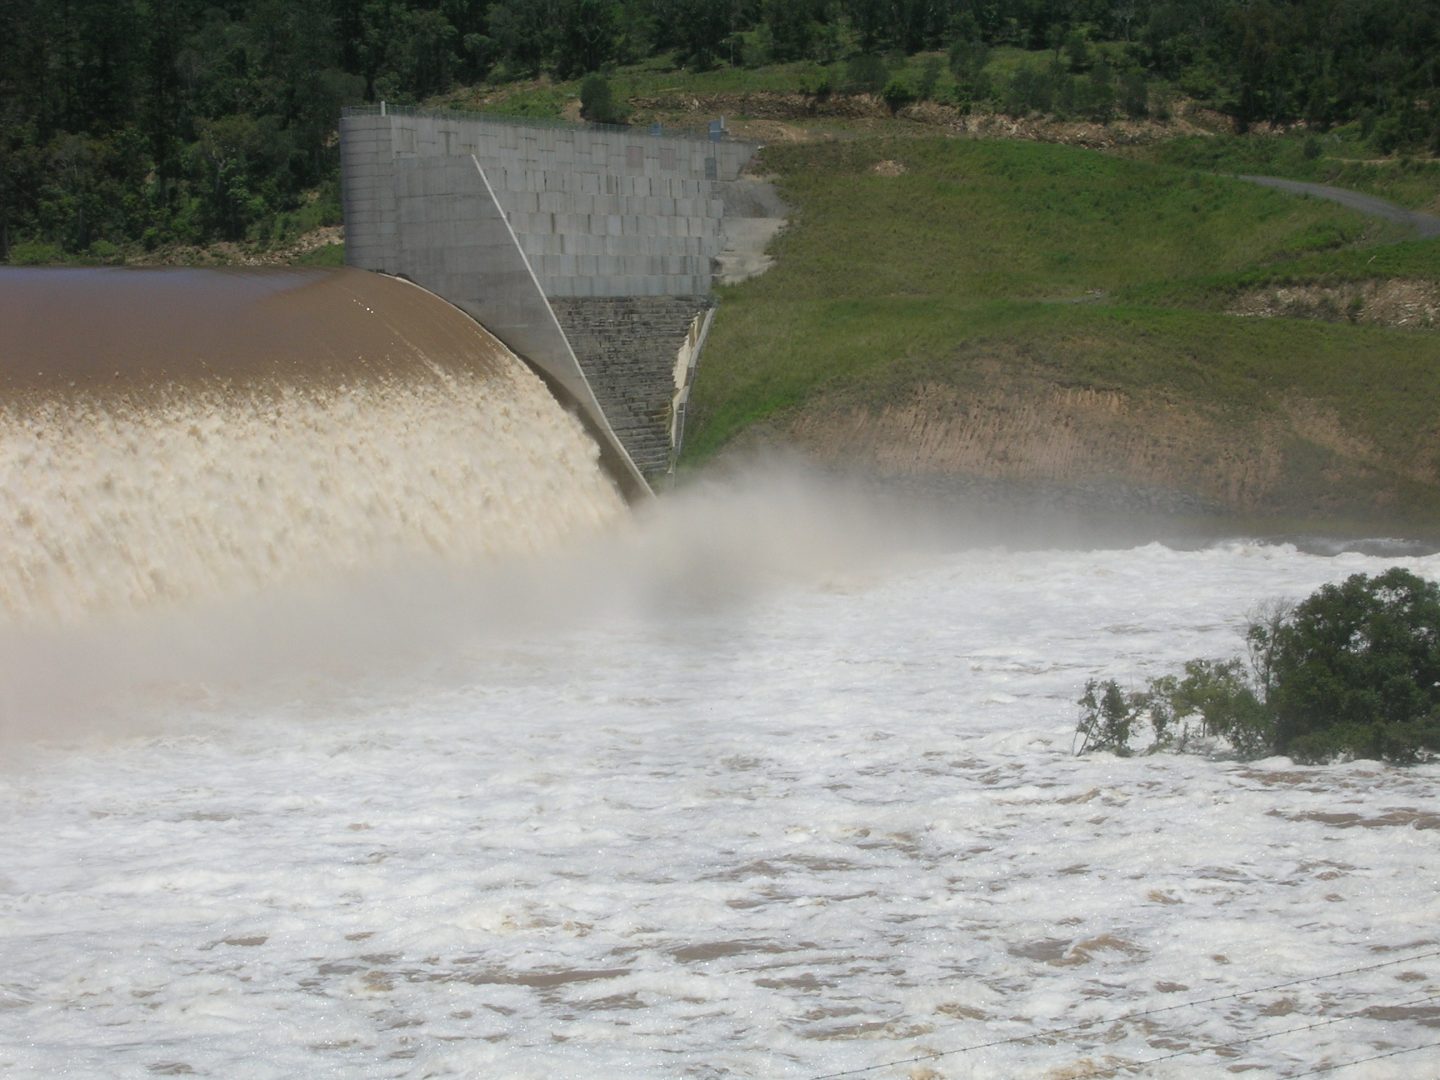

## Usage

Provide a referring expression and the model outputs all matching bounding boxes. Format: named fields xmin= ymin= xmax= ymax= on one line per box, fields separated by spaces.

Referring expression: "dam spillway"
xmin=0 ymin=267 xmax=625 ymax=623
xmin=339 ymin=108 xmax=759 ymax=491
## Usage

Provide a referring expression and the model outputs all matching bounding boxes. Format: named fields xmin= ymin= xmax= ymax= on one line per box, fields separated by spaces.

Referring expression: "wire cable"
xmin=1129 ymin=989 xmax=1440 ymax=1069
xmin=1284 ymin=1038 xmax=1440 ymax=1078
xmin=807 ymin=947 xmax=1440 ymax=1080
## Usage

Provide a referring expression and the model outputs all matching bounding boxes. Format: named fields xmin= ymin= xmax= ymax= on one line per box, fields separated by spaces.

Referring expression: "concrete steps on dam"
xmin=552 ymin=296 xmax=708 ymax=480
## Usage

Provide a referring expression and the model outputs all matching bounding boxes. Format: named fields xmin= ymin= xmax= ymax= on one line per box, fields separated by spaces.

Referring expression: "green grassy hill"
xmin=682 ymin=136 xmax=1440 ymax=534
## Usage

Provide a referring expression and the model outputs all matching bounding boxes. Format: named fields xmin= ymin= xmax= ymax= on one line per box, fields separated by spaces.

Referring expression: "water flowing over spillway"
xmin=0 ymin=268 xmax=624 ymax=622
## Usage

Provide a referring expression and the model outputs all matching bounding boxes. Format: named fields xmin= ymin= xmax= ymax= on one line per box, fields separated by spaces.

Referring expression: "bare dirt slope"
xmin=750 ymin=369 xmax=1439 ymax=527
xmin=1229 ymin=279 xmax=1440 ymax=329
xmin=633 ymin=91 xmax=1224 ymax=149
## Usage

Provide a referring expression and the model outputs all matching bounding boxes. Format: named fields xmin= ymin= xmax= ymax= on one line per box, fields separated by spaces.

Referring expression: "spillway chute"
xmin=0 ymin=266 xmax=626 ymax=624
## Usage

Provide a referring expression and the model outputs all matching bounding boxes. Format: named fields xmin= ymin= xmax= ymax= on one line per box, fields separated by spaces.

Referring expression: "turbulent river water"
xmin=1 ymin=271 xmax=1437 ymax=1079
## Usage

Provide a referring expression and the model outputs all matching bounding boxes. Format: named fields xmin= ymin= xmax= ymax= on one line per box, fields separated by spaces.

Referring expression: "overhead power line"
xmin=1132 ymin=989 xmax=1440 ymax=1069
xmin=808 ymin=947 xmax=1440 ymax=1080
xmin=1285 ymin=1038 xmax=1440 ymax=1078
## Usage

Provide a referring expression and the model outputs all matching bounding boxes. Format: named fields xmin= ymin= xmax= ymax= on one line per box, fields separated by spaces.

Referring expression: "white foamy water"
xmin=1 ymin=483 xmax=1437 ymax=1079
xmin=0 ymin=364 xmax=622 ymax=623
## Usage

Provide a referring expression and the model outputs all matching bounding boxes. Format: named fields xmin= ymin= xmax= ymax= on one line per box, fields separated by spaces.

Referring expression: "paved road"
xmin=1238 ymin=174 xmax=1440 ymax=238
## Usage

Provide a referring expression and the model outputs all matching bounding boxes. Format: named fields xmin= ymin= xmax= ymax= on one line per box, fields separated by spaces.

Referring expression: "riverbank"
xmin=680 ymin=135 xmax=1440 ymax=533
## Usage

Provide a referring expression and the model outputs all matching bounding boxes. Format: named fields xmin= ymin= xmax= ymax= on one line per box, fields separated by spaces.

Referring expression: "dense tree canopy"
xmin=2 ymin=0 xmax=1437 ymax=259
xmin=1077 ymin=569 xmax=1440 ymax=764
xmin=1269 ymin=568 xmax=1440 ymax=762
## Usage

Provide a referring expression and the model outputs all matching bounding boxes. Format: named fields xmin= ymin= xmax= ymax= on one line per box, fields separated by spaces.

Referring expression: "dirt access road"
xmin=1239 ymin=175 xmax=1440 ymax=238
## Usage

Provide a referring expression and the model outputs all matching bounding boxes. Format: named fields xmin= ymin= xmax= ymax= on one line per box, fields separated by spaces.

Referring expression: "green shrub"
xmin=1270 ymin=568 xmax=1440 ymax=762
xmin=1076 ymin=679 xmax=1144 ymax=756
xmin=1167 ymin=658 xmax=1272 ymax=757
xmin=84 ymin=239 xmax=122 ymax=265
xmin=1077 ymin=661 xmax=1270 ymax=759
xmin=579 ymin=74 xmax=629 ymax=125
xmin=1077 ymin=63 xmax=1116 ymax=121
xmin=1004 ymin=64 xmax=1057 ymax=115
xmin=948 ymin=38 xmax=989 ymax=100
xmin=916 ymin=57 xmax=943 ymax=102
xmin=294 ymin=242 xmax=346 ymax=267
xmin=7 ymin=240 xmax=65 ymax=265
xmin=1370 ymin=115 xmax=1404 ymax=154
xmin=798 ymin=63 xmax=832 ymax=98
xmin=1063 ymin=31 xmax=1092 ymax=73
xmin=842 ymin=54 xmax=888 ymax=95
xmin=1076 ymin=569 xmax=1440 ymax=764
xmin=1119 ymin=70 xmax=1148 ymax=118
xmin=881 ymin=76 xmax=918 ymax=114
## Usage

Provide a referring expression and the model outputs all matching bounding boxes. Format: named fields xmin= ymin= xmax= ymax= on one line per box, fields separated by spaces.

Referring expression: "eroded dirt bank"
xmin=742 ymin=374 xmax=1440 ymax=531
xmin=632 ymin=90 xmax=1223 ymax=149
xmin=1229 ymin=279 xmax=1440 ymax=329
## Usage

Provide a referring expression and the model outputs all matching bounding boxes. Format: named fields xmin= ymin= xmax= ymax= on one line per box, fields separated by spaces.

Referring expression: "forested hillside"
xmin=3 ymin=0 xmax=1437 ymax=262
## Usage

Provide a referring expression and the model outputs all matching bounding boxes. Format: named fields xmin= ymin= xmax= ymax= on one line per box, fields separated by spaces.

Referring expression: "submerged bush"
xmin=1076 ymin=569 xmax=1440 ymax=764
xmin=1271 ymin=568 xmax=1440 ymax=763
xmin=1075 ymin=679 xmax=1144 ymax=756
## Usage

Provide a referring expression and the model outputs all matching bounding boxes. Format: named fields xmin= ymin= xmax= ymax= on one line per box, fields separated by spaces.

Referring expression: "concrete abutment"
xmin=339 ymin=107 xmax=761 ymax=495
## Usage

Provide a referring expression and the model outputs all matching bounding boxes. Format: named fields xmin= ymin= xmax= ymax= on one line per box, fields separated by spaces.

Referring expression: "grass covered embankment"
xmin=682 ymin=137 xmax=1440 ymax=531
xmin=1130 ymin=133 xmax=1440 ymax=213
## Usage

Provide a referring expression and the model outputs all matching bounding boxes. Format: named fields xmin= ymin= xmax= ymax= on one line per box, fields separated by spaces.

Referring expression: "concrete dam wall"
xmin=339 ymin=108 xmax=758 ymax=493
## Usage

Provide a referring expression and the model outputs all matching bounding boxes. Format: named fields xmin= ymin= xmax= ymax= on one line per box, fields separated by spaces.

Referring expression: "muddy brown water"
xmin=0 ymin=267 xmax=624 ymax=621
xmin=0 ymin=266 xmax=497 ymax=396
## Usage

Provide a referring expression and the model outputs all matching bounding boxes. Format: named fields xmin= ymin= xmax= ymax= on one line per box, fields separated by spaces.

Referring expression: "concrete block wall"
xmin=550 ymin=297 xmax=709 ymax=478
xmin=390 ymin=156 xmax=561 ymax=369
xmin=337 ymin=117 xmax=397 ymax=274
xmin=342 ymin=110 xmax=753 ymax=298
xmin=340 ymin=107 xmax=756 ymax=486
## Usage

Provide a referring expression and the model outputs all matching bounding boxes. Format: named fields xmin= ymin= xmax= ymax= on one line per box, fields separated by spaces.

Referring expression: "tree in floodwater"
xmin=1077 ymin=569 xmax=1440 ymax=764
xmin=1270 ymin=568 xmax=1440 ymax=763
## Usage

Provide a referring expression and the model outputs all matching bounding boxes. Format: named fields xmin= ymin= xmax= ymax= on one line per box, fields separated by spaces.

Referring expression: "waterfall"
xmin=0 ymin=267 xmax=624 ymax=624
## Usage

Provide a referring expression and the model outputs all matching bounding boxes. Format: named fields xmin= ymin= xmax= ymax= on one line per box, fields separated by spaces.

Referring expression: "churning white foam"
xmin=0 ymin=338 xmax=634 ymax=740
xmin=0 ymin=361 xmax=623 ymax=623
xmin=1 ymin=497 xmax=1437 ymax=1079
